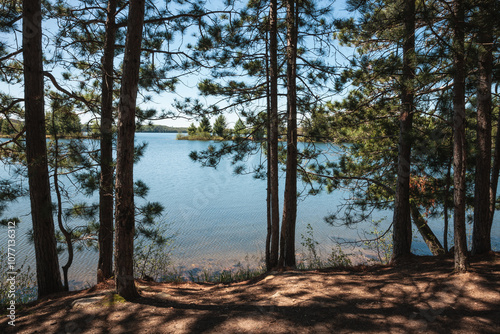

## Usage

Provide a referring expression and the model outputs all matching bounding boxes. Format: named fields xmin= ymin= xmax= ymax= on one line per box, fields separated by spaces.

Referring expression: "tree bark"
xmin=265 ymin=28 xmax=271 ymax=271
xmin=452 ymin=0 xmax=469 ymax=272
xmin=306 ymin=170 xmax=446 ymax=256
xmin=410 ymin=204 xmax=445 ymax=255
xmin=472 ymin=0 xmax=493 ymax=255
xmin=268 ymin=0 xmax=280 ymax=270
xmin=280 ymin=0 xmax=298 ymax=268
xmin=114 ymin=0 xmax=146 ymax=300
xmin=23 ymin=0 xmax=63 ymax=297
xmin=51 ymin=123 xmax=73 ymax=291
xmin=489 ymin=85 xmax=500 ymax=243
xmin=98 ymin=0 xmax=117 ymax=283
xmin=443 ymin=157 xmax=452 ymax=253
xmin=391 ymin=0 xmax=415 ymax=263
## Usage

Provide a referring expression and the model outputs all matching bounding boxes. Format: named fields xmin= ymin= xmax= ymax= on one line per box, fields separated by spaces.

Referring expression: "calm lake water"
xmin=1 ymin=132 xmax=499 ymax=288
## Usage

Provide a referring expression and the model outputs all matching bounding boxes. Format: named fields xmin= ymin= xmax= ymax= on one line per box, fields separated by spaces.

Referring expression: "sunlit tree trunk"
xmin=23 ymin=0 xmax=63 ymax=297
xmin=391 ymin=0 xmax=415 ymax=263
xmin=115 ymin=0 xmax=146 ymax=299
xmin=280 ymin=0 xmax=298 ymax=268
xmin=267 ymin=0 xmax=280 ymax=270
xmin=452 ymin=0 xmax=468 ymax=272
xmin=98 ymin=0 xmax=117 ymax=283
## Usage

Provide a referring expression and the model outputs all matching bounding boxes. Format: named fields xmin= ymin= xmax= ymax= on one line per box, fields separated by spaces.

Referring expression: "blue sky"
xmin=0 ymin=0 xmax=354 ymax=129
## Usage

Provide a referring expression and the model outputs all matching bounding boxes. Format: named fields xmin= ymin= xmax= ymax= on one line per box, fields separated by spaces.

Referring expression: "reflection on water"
xmin=1 ymin=133 xmax=499 ymax=288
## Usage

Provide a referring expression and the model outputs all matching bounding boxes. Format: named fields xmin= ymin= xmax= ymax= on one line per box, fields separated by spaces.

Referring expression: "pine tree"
xmin=188 ymin=0 xmax=336 ymax=270
xmin=472 ymin=0 xmax=494 ymax=256
xmin=45 ymin=107 xmax=81 ymax=137
xmin=452 ymin=0 xmax=468 ymax=272
xmin=391 ymin=0 xmax=415 ymax=263
xmin=98 ymin=0 xmax=118 ymax=283
xmin=233 ymin=118 xmax=246 ymax=137
xmin=303 ymin=0 xmax=454 ymax=256
xmin=267 ymin=0 xmax=280 ymax=270
xmin=213 ymin=115 xmax=227 ymax=137
xmin=198 ymin=116 xmax=212 ymax=134
xmin=280 ymin=0 xmax=299 ymax=268
xmin=114 ymin=0 xmax=146 ymax=299
xmin=23 ymin=0 xmax=63 ymax=297
xmin=187 ymin=123 xmax=197 ymax=136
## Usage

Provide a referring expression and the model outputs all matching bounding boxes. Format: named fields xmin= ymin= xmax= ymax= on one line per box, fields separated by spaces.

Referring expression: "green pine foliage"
xmin=213 ymin=115 xmax=228 ymax=137
xmin=198 ymin=116 xmax=212 ymax=134
xmin=233 ymin=118 xmax=246 ymax=137
xmin=46 ymin=94 xmax=82 ymax=137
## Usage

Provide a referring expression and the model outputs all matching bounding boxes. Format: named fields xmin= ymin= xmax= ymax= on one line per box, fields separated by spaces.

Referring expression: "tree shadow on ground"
xmin=4 ymin=254 xmax=500 ymax=334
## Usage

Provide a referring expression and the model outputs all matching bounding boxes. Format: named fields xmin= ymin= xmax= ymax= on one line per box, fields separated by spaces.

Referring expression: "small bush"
xmin=0 ymin=248 xmax=37 ymax=309
xmin=134 ymin=222 xmax=175 ymax=281
xmin=326 ymin=245 xmax=352 ymax=267
xmin=299 ymin=224 xmax=353 ymax=269
xmin=363 ymin=226 xmax=393 ymax=264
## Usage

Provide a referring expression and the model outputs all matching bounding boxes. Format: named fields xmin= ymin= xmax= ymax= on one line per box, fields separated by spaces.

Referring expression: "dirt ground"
xmin=2 ymin=254 xmax=499 ymax=334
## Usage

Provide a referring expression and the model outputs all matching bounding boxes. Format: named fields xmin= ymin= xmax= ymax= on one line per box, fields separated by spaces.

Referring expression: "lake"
xmin=1 ymin=133 xmax=499 ymax=288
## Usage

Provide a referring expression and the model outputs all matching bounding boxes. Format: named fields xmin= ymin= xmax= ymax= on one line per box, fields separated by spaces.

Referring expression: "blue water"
xmin=1 ymin=133 xmax=499 ymax=288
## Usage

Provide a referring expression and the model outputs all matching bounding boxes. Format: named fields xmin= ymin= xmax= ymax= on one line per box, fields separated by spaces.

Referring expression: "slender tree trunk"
xmin=114 ymin=0 xmax=146 ymax=300
xmin=391 ymin=0 xmax=415 ymax=263
xmin=265 ymin=28 xmax=271 ymax=271
xmin=98 ymin=0 xmax=117 ymax=283
xmin=444 ymin=157 xmax=452 ymax=253
xmin=268 ymin=0 xmax=280 ymax=270
xmin=23 ymin=0 xmax=63 ymax=298
xmin=49 ymin=113 xmax=73 ymax=290
xmin=280 ymin=0 xmax=298 ymax=268
xmin=452 ymin=0 xmax=468 ymax=272
xmin=472 ymin=0 xmax=493 ymax=255
xmin=52 ymin=132 xmax=73 ymax=291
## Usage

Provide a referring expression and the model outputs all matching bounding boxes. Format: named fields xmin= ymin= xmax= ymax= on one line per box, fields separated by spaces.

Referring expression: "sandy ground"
xmin=2 ymin=254 xmax=499 ymax=334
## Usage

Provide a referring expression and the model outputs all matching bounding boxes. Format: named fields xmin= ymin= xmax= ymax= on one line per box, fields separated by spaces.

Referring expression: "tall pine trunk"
xmin=98 ymin=0 xmax=117 ymax=283
xmin=23 ymin=0 xmax=63 ymax=297
xmin=114 ymin=0 xmax=146 ymax=299
xmin=265 ymin=28 xmax=271 ymax=270
xmin=391 ymin=0 xmax=415 ymax=263
xmin=280 ymin=0 xmax=298 ymax=268
xmin=452 ymin=0 xmax=468 ymax=272
xmin=472 ymin=0 xmax=493 ymax=255
xmin=267 ymin=0 xmax=280 ymax=270
xmin=489 ymin=92 xmax=500 ymax=242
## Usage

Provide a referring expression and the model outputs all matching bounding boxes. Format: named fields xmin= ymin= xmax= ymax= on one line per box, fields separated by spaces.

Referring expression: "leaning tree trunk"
xmin=114 ymin=0 xmax=146 ymax=300
xmin=279 ymin=0 xmax=298 ymax=269
xmin=23 ymin=0 xmax=63 ymax=298
xmin=452 ymin=0 xmax=469 ymax=272
xmin=391 ymin=0 xmax=415 ymax=263
xmin=410 ymin=204 xmax=445 ymax=255
xmin=472 ymin=0 xmax=493 ymax=256
xmin=98 ymin=0 xmax=117 ymax=283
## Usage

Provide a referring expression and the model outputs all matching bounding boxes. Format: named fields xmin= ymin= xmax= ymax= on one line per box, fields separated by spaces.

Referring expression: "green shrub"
xmin=0 ymin=248 xmax=37 ymax=309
